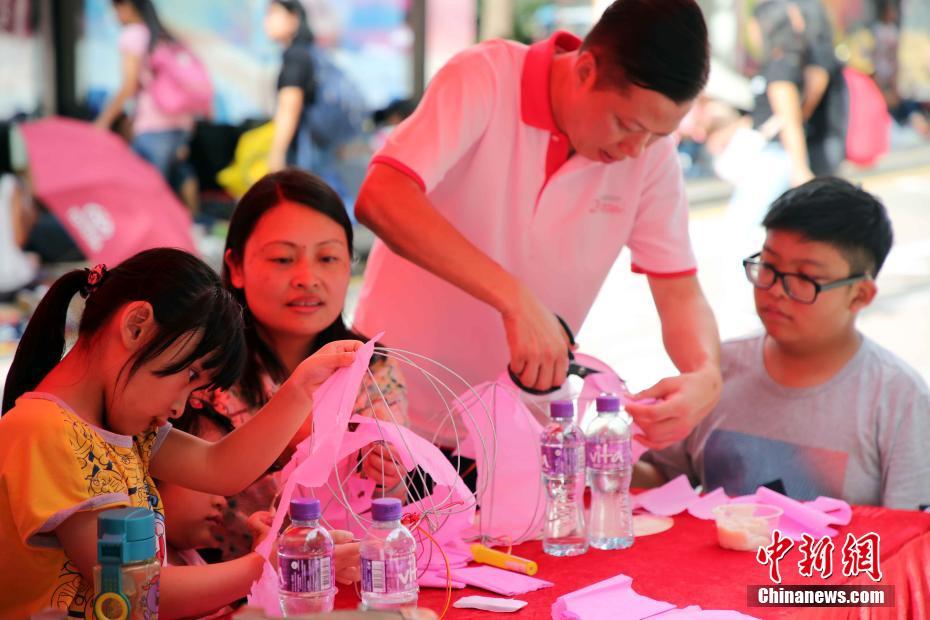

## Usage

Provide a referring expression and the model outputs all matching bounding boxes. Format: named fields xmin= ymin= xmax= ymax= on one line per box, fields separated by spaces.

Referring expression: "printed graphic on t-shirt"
xmin=703 ymin=429 xmax=848 ymax=500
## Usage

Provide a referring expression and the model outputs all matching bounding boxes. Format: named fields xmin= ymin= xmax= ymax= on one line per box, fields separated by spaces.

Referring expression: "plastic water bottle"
xmin=540 ymin=400 xmax=588 ymax=556
xmin=278 ymin=497 xmax=336 ymax=616
xmin=586 ymin=394 xmax=634 ymax=550
xmin=360 ymin=498 xmax=419 ymax=610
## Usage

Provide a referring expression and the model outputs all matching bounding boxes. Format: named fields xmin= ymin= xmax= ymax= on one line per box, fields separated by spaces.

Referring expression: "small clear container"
xmin=712 ymin=503 xmax=783 ymax=551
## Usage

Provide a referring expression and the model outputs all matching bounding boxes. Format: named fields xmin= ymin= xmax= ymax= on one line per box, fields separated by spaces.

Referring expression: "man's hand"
xmin=502 ymin=284 xmax=571 ymax=392
xmin=625 ymin=364 xmax=722 ymax=449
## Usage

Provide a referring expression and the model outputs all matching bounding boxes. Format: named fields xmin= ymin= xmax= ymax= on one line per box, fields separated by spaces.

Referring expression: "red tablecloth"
xmin=332 ymin=506 xmax=930 ymax=619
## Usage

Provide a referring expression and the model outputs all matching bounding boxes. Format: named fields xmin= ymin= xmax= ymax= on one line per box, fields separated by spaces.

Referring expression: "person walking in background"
xmin=94 ymin=0 xmax=200 ymax=211
xmin=264 ymin=0 xmax=318 ymax=174
xmin=264 ymin=0 xmax=366 ymax=198
xmin=725 ymin=0 xmax=844 ymax=257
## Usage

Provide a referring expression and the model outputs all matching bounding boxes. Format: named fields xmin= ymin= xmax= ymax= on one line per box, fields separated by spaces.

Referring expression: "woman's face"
xmin=264 ymin=3 xmax=300 ymax=45
xmin=112 ymin=1 xmax=139 ymax=25
xmin=228 ymin=202 xmax=352 ymax=345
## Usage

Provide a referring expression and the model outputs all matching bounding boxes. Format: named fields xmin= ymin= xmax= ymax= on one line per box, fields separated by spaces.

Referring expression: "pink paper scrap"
xmin=635 ymin=477 xmax=853 ymax=541
xmin=551 ymin=574 xmax=676 ymax=620
xmin=634 ymin=474 xmax=701 ymax=517
xmin=655 ymin=606 xmax=759 ymax=619
xmin=454 ymin=565 xmax=553 ymax=596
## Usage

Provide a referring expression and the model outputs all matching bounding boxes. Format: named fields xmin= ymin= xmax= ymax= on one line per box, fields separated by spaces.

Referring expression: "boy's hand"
xmin=361 ymin=442 xmax=407 ymax=493
xmin=331 ymin=530 xmax=361 ymax=584
xmin=625 ymin=365 xmax=722 ymax=450
xmin=288 ymin=340 xmax=361 ymax=401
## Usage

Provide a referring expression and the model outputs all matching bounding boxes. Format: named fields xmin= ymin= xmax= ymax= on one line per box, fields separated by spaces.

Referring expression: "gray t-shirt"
xmin=643 ymin=334 xmax=930 ymax=510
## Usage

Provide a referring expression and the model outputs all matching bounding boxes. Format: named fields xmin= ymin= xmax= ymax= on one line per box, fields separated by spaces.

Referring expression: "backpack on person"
xmin=300 ymin=45 xmax=367 ymax=150
xmin=148 ymin=42 xmax=213 ymax=116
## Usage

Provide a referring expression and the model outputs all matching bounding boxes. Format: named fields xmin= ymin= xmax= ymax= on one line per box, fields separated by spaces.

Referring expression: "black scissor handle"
xmin=507 ymin=314 xmax=577 ymax=395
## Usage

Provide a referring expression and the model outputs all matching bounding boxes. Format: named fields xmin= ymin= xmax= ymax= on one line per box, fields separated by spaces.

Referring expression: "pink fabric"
xmin=843 ymin=67 xmax=890 ymax=167
xmin=635 ymin=478 xmax=853 ymax=541
xmin=19 ymin=117 xmax=194 ymax=264
xmin=118 ymin=23 xmax=194 ymax=133
xmin=248 ymin=337 xmax=475 ymax=614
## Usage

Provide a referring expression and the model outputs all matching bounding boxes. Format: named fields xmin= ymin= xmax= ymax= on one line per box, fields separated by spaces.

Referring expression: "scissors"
xmin=507 ymin=315 xmax=606 ymax=395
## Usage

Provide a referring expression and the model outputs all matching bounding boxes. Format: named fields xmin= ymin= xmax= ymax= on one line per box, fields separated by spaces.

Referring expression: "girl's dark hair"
xmin=223 ymin=168 xmax=360 ymax=409
xmin=271 ymin=0 xmax=315 ymax=45
xmin=2 ymin=248 xmax=246 ymax=414
xmin=112 ymin=0 xmax=176 ymax=52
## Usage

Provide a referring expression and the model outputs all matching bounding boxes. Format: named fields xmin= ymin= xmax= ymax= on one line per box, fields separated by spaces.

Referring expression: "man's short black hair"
xmin=581 ymin=0 xmax=710 ymax=104
xmin=763 ymin=177 xmax=894 ymax=277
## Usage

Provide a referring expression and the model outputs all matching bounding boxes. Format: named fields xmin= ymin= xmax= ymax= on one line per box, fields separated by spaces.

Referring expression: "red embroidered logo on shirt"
xmin=589 ymin=196 xmax=624 ymax=214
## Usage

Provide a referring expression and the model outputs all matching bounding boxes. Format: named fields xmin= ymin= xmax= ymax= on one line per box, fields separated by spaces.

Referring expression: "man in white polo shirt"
xmin=354 ymin=0 xmax=722 ymax=449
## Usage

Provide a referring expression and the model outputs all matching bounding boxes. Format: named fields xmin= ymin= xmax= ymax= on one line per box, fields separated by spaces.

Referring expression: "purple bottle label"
xmin=361 ymin=555 xmax=418 ymax=594
xmin=541 ymin=444 xmax=584 ymax=476
xmin=586 ymin=439 xmax=631 ymax=470
xmin=278 ymin=555 xmax=333 ymax=593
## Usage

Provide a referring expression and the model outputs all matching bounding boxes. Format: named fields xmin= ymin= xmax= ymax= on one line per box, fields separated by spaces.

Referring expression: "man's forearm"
xmin=649 ymin=276 xmax=720 ymax=374
xmin=356 ymin=163 xmax=520 ymax=315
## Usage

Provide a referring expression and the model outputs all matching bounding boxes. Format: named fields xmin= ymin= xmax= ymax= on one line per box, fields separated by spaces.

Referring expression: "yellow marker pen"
xmin=470 ymin=543 xmax=539 ymax=576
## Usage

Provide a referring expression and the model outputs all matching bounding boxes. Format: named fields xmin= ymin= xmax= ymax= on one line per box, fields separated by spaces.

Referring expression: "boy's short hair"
xmin=581 ymin=0 xmax=710 ymax=104
xmin=763 ymin=177 xmax=894 ymax=277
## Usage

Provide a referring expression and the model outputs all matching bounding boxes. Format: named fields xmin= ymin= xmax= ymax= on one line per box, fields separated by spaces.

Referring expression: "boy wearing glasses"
xmin=638 ymin=177 xmax=930 ymax=510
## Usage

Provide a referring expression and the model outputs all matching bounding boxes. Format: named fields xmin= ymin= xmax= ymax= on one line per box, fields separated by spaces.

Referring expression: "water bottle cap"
xmin=595 ymin=393 xmax=621 ymax=413
xmin=371 ymin=497 xmax=403 ymax=522
xmin=289 ymin=497 xmax=321 ymax=521
xmin=97 ymin=507 xmax=157 ymax=564
xmin=549 ymin=400 xmax=574 ymax=419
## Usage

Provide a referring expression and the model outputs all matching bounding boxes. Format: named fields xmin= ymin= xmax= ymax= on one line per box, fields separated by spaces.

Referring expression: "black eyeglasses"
xmin=742 ymin=253 xmax=869 ymax=304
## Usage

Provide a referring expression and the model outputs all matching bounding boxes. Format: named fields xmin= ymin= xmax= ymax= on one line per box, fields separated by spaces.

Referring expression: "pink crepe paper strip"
xmin=459 ymin=354 xmax=651 ymax=544
xmin=574 ymin=353 xmax=648 ymax=461
xmin=248 ymin=337 xmax=476 ymax=614
xmin=453 ymin=566 xmax=553 ymax=596
xmin=551 ymin=574 xmax=676 ymax=620
xmin=749 ymin=487 xmax=851 ymax=539
xmin=655 ymin=606 xmax=760 ymax=619
xmin=457 ymin=379 xmax=546 ymax=542
xmin=419 ymin=570 xmax=466 ymax=589
xmin=686 ymin=487 xmax=730 ymax=520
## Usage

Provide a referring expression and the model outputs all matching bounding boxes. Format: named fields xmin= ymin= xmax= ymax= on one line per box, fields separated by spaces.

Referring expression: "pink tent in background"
xmin=19 ymin=117 xmax=195 ymax=264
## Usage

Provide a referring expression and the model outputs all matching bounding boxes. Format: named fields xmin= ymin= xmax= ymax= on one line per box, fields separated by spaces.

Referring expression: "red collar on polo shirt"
xmin=521 ymin=31 xmax=581 ymax=180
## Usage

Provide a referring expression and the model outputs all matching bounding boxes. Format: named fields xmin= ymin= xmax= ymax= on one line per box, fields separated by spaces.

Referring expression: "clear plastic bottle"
xmin=360 ymin=498 xmax=419 ymax=610
xmin=541 ymin=400 xmax=588 ymax=556
xmin=93 ymin=507 xmax=160 ymax=620
xmin=277 ymin=498 xmax=336 ymax=616
xmin=585 ymin=393 xmax=634 ymax=550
